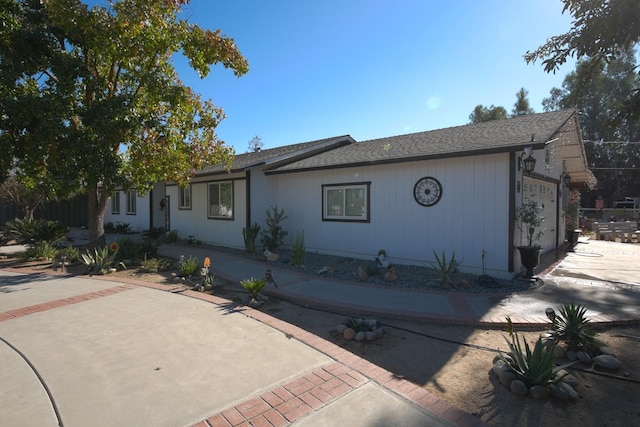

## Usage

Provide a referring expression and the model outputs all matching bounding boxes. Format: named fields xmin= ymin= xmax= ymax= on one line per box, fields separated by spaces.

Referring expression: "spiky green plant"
xmin=80 ymin=246 xmax=124 ymax=274
xmin=551 ymin=302 xmax=602 ymax=354
xmin=430 ymin=250 xmax=462 ymax=284
xmin=4 ymin=218 xmax=68 ymax=244
xmin=240 ymin=277 xmax=266 ymax=299
xmin=178 ymin=255 xmax=199 ymax=277
xmin=58 ymin=246 xmax=79 ymax=263
xmin=23 ymin=241 xmax=59 ymax=260
xmin=499 ymin=318 xmax=574 ymax=388
xmin=291 ymin=230 xmax=305 ymax=266
xmin=242 ymin=222 xmax=260 ymax=254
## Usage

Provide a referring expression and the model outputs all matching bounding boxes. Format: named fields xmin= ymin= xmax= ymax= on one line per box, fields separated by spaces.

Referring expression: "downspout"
xmin=246 ymin=170 xmax=251 ymax=229
xmin=508 ymin=152 xmax=516 ymax=273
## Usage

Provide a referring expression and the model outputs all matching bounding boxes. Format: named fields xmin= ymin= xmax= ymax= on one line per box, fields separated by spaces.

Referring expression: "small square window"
xmin=322 ymin=183 xmax=370 ymax=222
xmin=208 ymin=181 xmax=233 ymax=219
xmin=178 ymin=185 xmax=191 ymax=210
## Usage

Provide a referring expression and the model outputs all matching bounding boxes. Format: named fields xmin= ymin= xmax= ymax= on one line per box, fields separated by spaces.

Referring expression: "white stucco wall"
xmin=104 ymin=191 xmax=151 ymax=232
xmin=266 ymin=153 xmax=512 ymax=277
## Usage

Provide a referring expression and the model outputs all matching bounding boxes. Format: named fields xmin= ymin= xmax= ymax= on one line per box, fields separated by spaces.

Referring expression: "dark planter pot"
xmin=566 ymin=229 xmax=581 ymax=251
xmin=517 ymin=246 xmax=542 ymax=278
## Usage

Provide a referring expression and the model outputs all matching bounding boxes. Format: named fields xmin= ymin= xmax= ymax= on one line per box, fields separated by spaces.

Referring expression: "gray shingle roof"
xmin=268 ymin=109 xmax=579 ymax=173
xmin=197 ymin=135 xmax=354 ymax=175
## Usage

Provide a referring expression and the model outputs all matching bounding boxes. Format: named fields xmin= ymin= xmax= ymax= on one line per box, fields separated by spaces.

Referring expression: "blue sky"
xmin=107 ymin=1 xmax=578 ymax=152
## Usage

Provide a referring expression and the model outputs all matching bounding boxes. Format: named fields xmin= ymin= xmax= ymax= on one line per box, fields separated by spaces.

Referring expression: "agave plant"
xmin=430 ymin=250 xmax=462 ymax=284
xmin=80 ymin=246 xmax=124 ymax=274
xmin=498 ymin=318 xmax=574 ymax=388
xmin=551 ymin=302 xmax=602 ymax=354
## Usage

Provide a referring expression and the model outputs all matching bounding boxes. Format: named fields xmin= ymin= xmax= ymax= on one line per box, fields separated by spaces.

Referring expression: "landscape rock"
xmin=336 ymin=324 xmax=347 ymax=334
xmin=599 ymin=346 xmax=617 ymax=357
xmin=550 ymin=383 xmax=569 ymax=400
xmin=492 ymin=360 xmax=510 ymax=375
xmin=354 ymin=331 xmax=366 ymax=342
xmin=510 ymin=380 xmax=528 ymax=396
xmin=343 ymin=328 xmax=356 ymax=340
xmin=566 ymin=350 xmax=577 ymax=361
xmin=498 ymin=371 xmax=517 ymax=388
xmin=384 ymin=269 xmax=398 ymax=282
xmin=356 ymin=266 xmax=368 ymax=281
xmin=576 ymin=350 xmax=592 ymax=364
xmin=558 ymin=382 xmax=578 ymax=399
xmin=373 ymin=328 xmax=384 ymax=338
xmin=553 ymin=344 xmax=567 ymax=359
xmin=594 ymin=354 xmax=621 ymax=370
xmin=365 ymin=331 xmax=375 ymax=341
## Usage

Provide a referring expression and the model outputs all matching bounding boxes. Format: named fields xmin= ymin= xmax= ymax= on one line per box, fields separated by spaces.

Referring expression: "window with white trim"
xmin=126 ymin=190 xmax=136 ymax=215
xmin=178 ymin=185 xmax=191 ymax=210
xmin=208 ymin=181 xmax=233 ymax=219
xmin=322 ymin=183 xmax=370 ymax=222
xmin=111 ymin=191 xmax=120 ymax=214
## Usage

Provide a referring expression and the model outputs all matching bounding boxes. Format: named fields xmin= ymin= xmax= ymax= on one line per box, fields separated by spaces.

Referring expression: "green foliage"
xmin=178 ymin=255 xmax=199 ymax=277
xmin=499 ymin=331 xmax=564 ymax=389
xmin=551 ymin=303 xmax=602 ymax=354
xmin=515 ymin=199 xmax=544 ymax=247
xmin=139 ymin=256 xmax=172 ymax=274
xmin=240 ymin=277 xmax=266 ymax=300
xmin=58 ymin=246 xmax=79 ymax=263
xmin=430 ymin=250 xmax=462 ymax=284
xmin=115 ymin=238 xmax=143 ymax=261
xmin=469 ymin=104 xmax=507 ymax=123
xmin=139 ymin=240 xmax=159 ymax=259
xmin=0 ymin=0 xmax=248 ymax=247
xmin=23 ymin=241 xmax=59 ymax=261
xmin=242 ymin=222 xmax=261 ymax=254
xmin=260 ymin=205 xmax=288 ymax=252
xmin=80 ymin=246 xmax=124 ymax=275
xmin=291 ymin=230 xmax=305 ymax=266
xmin=104 ymin=223 xmax=116 ymax=233
xmin=185 ymin=235 xmax=201 ymax=246
xmin=165 ymin=230 xmax=179 ymax=244
xmin=362 ymin=261 xmax=378 ymax=276
xmin=512 ymin=88 xmax=535 ymax=116
xmin=141 ymin=226 xmax=166 ymax=241
xmin=113 ymin=223 xmax=132 ymax=234
xmin=4 ymin=218 xmax=69 ymax=244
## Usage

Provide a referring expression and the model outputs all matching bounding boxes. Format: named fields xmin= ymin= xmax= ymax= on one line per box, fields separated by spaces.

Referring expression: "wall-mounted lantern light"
xmin=518 ymin=147 xmax=537 ymax=175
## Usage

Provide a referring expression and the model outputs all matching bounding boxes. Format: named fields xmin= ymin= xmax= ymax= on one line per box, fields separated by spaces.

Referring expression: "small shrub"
xmin=185 ymin=235 xmax=196 ymax=246
xmin=104 ymin=222 xmax=116 ymax=233
xmin=242 ymin=222 xmax=261 ymax=254
xmin=240 ymin=277 xmax=266 ymax=299
xmin=139 ymin=257 xmax=172 ymax=273
xmin=363 ymin=261 xmax=377 ymax=276
xmin=260 ymin=205 xmax=288 ymax=252
xmin=139 ymin=240 xmax=159 ymax=258
xmin=165 ymin=230 xmax=179 ymax=244
xmin=550 ymin=302 xmax=602 ymax=354
xmin=178 ymin=255 xmax=199 ymax=277
xmin=430 ymin=250 xmax=462 ymax=284
xmin=291 ymin=230 xmax=305 ymax=266
xmin=115 ymin=238 xmax=143 ymax=261
xmin=113 ymin=222 xmax=131 ymax=234
xmin=24 ymin=241 xmax=59 ymax=260
xmin=4 ymin=218 xmax=68 ymax=244
xmin=58 ymin=246 xmax=79 ymax=263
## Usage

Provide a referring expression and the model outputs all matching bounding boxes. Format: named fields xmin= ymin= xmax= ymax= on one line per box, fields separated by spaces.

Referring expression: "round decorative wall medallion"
xmin=413 ymin=176 xmax=442 ymax=206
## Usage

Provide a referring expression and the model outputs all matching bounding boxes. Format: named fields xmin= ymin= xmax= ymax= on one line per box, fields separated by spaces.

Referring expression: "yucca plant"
xmin=240 ymin=277 xmax=266 ymax=300
xmin=4 ymin=218 xmax=68 ymax=244
xmin=291 ymin=230 xmax=305 ymax=266
xmin=430 ymin=250 xmax=462 ymax=284
xmin=551 ymin=302 xmax=602 ymax=354
xmin=115 ymin=238 xmax=143 ymax=262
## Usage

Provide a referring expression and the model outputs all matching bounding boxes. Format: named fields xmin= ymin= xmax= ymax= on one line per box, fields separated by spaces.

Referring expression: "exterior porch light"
xmin=518 ymin=147 xmax=537 ymax=175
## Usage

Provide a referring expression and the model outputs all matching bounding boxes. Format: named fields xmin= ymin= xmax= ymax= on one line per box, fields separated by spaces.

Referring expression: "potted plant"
xmin=515 ymin=199 xmax=544 ymax=278
xmin=564 ymin=203 xmax=581 ymax=250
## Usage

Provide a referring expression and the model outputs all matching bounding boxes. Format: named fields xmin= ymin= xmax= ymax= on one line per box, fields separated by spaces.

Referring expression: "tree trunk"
xmin=87 ymin=183 xmax=108 ymax=248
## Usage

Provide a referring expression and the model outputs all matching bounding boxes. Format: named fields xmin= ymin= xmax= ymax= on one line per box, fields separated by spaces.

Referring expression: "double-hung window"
xmin=322 ymin=182 xmax=370 ymax=222
xmin=126 ymin=190 xmax=136 ymax=215
xmin=208 ymin=181 xmax=233 ymax=219
xmin=178 ymin=185 xmax=191 ymax=210
xmin=111 ymin=191 xmax=121 ymax=214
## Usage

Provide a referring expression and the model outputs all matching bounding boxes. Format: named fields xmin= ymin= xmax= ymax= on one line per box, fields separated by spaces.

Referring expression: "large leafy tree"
xmin=525 ymin=0 xmax=640 ymax=121
xmin=0 ymin=0 xmax=248 ymax=246
xmin=543 ymin=52 xmax=640 ymax=206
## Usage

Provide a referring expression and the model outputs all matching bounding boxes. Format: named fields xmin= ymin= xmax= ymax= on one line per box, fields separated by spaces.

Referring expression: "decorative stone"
xmin=248 ymin=298 xmax=263 ymax=309
xmin=550 ymin=383 xmax=569 ymax=400
xmin=498 ymin=371 xmax=517 ymax=387
xmin=529 ymin=385 xmax=550 ymax=400
xmin=365 ymin=331 xmax=375 ymax=341
xmin=492 ymin=360 xmax=510 ymax=375
xmin=553 ymin=345 xmax=567 ymax=359
xmin=263 ymin=250 xmax=280 ymax=262
xmin=373 ymin=328 xmax=384 ymax=338
xmin=364 ymin=319 xmax=378 ymax=329
xmin=343 ymin=328 xmax=356 ymax=340
xmin=599 ymin=346 xmax=617 ymax=357
xmin=356 ymin=266 xmax=368 ymax=280
xmin=510 ymin=380 xmax=528 ymax=396
xmin=562 ymin=374 xmax=580 ymax=388
xmin=566 ymin=350 xmax=577 ymax=361
xmin=354 ymin=331 xmax=366 ymax=342
xmin=576 ymin=350 xmax=592 ymax=364
xmin=108 ymin=268 xmax=117 ymax=273
xmin=541 ymin=336 xmax=554 ymax=348
xmin=384 ymin=269 xmax=398 ymax=282
xmin=594 ymin=354 xmax=621 ymax=370
xmin=336 ymin=324 xmax=347 ymax=334
xmin=558 ymin=382 xmax=578 ymax=399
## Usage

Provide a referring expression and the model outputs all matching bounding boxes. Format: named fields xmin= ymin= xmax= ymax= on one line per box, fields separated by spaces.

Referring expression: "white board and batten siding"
xmin=104 ymin=191 xmax=151 ymax=232
xmin=166 ymin=176 xmax=246 ymax=250
xmin=269 ymin=153 xmax=512 ymax=278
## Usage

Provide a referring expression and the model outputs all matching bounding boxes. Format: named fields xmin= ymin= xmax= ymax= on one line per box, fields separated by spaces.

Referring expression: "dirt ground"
xmin=2 ymin=254 xmax=640 ymax=427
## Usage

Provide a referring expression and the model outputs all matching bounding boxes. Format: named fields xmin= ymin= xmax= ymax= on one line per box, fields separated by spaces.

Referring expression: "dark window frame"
xmin=321 ymin=182 xmax=371 ymax=223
